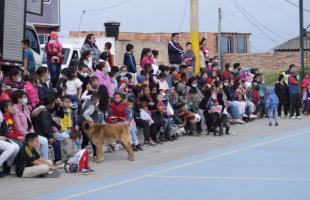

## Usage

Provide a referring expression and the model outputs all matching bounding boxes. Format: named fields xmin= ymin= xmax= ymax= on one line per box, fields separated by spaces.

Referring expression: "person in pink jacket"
xmin=92 ymin=62 xmax=114 ymax=97
xmin=140 ymin=48 xmax=154 ymax=70
xmin=24 ymin=74 xmax=40 ymax=109
xmin=11 ymin=90 xmax=49 ymax=160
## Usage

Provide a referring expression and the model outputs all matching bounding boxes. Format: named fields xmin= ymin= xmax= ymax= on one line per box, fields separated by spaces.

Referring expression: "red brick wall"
xmin=223 ymin=51 xmax=310 ymax=71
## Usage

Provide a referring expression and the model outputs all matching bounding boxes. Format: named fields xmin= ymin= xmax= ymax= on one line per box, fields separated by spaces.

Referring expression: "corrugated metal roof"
xmin=274 ymin=32 xmax=310 ymax=51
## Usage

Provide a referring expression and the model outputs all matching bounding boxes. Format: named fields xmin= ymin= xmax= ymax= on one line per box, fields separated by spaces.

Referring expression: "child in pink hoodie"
xmin=24 ymin=74 xmax=40 ymax=109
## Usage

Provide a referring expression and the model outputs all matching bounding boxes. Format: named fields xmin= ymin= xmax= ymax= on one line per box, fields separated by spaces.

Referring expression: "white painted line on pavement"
xmin=58 ymin=130 xmax=309 ymax=200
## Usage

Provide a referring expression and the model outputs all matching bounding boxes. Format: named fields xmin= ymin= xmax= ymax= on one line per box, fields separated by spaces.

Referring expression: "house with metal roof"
xmin=274 ymin=32 xmax=310 ymax=52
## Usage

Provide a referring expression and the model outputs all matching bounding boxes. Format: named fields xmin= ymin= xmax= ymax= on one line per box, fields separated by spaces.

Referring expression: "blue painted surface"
xmin=31 ymin=127 xmax=310 ymax=200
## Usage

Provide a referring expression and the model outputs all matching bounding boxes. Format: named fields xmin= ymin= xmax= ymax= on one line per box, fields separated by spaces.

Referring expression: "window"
xmin=41 ymin=48 xmax=70 ymax=64
xmin=218 ymin=36 xmax=234 ymax=54
xmin=38 ymin=35 xmax=49 ymax=44
xmin=25 ymin=28 xmax=40 ymax=54
xmin=236 ymin=36 xmax=247 ymax=53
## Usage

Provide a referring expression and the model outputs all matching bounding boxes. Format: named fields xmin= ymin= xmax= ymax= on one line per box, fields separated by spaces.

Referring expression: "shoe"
xmin=44 ymin=170 xmax=60 ymax=178
xmin=166 ymin=136 xmax=174 ymax=142
xmin=290 ymin=116 xmax=295 ymax=119
xmin=159 ymin=137 xmax=167 ymax=142
xmin=249 ymin=114 xmax=257 ymax=119
xmin=275 ymin=122 xmax=278 ymax=126
xmin=269 ymin=123 xmax=272 ymax=126
xmin=235 ymin=119 xmax=245 ymax=124
xmin=132 ymin=144 xmax=139 ymax=152
xmin=297 ymin=116 xmax=302 ymax=119
xmin=79 ymin=168 xmax=89 ymax=175
xmin=136 ymin=144 xmax=143 ymax=151
xmin=154 ymin=139 xmax=163 ymax=145
xmin=87 ymin=168 xmax=96 ymax=174
xmin=108 ymin=144 xmax=116 ymax=153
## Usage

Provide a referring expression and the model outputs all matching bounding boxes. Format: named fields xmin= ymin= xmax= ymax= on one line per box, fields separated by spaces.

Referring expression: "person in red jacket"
xmin=0 ymin=100 xmax=23 ymax=147
xmin=223 ymin=63 xmax=234 ymax=80
xmin=109 ymin=92 xmax=128 ymax=123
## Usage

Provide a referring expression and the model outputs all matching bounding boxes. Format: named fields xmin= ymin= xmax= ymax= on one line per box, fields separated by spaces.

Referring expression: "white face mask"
xmin=223 ymin=83 xmax=229 ymax=86
xmin=0 ymin=111 xmax=3 ymax=124
xmin=17 ymin=77 xmax=22 ymax=83
xmin=22 ymin=97 xmax=28 ymax=105
xmin=80 ymin=72 xmax=89 ymax=78
xmin=192 ymin=84 xmax=197 ymax=87
xmin=46 ymin=74 xmax=51 ymax=81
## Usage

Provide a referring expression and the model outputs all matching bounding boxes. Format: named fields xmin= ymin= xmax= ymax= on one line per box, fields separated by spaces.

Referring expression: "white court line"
xmin=149 ymin=175 xmax=310 ymax=182
xmin=58 ymin=130 xmax=309 ymax=200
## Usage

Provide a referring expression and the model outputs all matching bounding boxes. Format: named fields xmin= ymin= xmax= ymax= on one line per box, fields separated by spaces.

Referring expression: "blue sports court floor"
xmin=31 ymin=127 xmax=310 ymax=200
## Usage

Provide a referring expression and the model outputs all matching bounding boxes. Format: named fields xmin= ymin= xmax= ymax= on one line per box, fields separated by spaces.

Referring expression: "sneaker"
xmin=235 ymin=119 xmax=245 ymax=124
xmin=290 ymin=116 xmax=295 ymax=119
xmin=79 ymin=168 xmax=89 ymax=175
xmin=87 ymin=168 xmax=96 ymax=174
xmin=275 ymin=122 xmax=279 ymax=126
xmin=296 ymin=116 xmax=302 ymax=119
xmin=44 ymin=170 xmax=60 ymax=178
xmin=108 ymin=144 xmax=116 ymax=153
xmin=136 ymin=144 xmax=143 ymax=151
xmin=249 ymin=114 xmax=257 ymax=119
xmin=132 ymin=144 xmax=139 ymax=152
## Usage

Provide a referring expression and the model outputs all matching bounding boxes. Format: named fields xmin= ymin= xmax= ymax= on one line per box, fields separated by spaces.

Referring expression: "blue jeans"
xmin=47 ymin=62 xmax=61 ymax=86
xmin=268 ymin=107 xmax=278 ymax=124
xmin=227 ymin=101 xmax=240 ymax=119
xmin=50 ymin=139 xmax=62 ymax=162
xmin=130 ymin=125 xmax=139 ymax=145
xmin=38 ymin=136 xmax=49 ymax=160
xmin=162 ymin=118 xmax=172 ymax=136
xmin=69 ymin=95 xmax=79 ymax=128
xmin=53 ymin=131 xmax=70 ymax=141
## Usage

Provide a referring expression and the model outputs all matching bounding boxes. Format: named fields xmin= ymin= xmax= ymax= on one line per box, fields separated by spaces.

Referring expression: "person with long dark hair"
xmin=81 ymin=34 xmax=101 ymax=67
xmin=140 ymin=48 xmax=154 ymax=70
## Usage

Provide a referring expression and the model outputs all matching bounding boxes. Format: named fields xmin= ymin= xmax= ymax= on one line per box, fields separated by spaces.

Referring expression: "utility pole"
xmin=190 ymin=0 xmax=200 ymax=75
xmin=299 ymin=0 xmax=305 ymax=78
xmin=218 ymin=7 xmax=222 ymax=69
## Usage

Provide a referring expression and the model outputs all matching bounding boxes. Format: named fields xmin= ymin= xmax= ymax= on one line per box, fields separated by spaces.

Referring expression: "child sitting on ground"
xmin=109 ymin=92 xmax=128 ymax=123
xmin=61 ymin=129 xmax=94 ymax=175
xmin=15 ymin=133 xmax=59 ymax=178
xmin=266 ymin=88 xmax=279 ymax=126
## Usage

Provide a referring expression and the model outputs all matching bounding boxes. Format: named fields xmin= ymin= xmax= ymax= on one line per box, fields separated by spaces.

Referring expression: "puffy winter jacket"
xmin=266 ymin=88 xmax=279 ymax=109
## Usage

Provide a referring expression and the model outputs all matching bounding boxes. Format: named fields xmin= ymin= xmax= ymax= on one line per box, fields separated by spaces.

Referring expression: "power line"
xmin=233 ymin=0 xmax=288 ymax=40
xmin=179 ymin=0 xmax=189 ymax=31
xmin=283 ymin=0 xmax=310 ymax=13
xmin=84 ymin=0 xmax=131 ymax=13
xmin=230 ymin=0 xmax=277 ymax=42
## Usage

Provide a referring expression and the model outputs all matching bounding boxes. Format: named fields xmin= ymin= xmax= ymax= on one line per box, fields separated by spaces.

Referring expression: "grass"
xmin=263 ymin=66 xmax=310 ymax=87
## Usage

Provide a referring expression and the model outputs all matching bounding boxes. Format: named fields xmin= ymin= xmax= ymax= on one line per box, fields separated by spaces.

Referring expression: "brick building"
xmin=224 ymin=32 xmax=310 ymax=72
xmin=69 ymin=31 xmax=251 ymax=65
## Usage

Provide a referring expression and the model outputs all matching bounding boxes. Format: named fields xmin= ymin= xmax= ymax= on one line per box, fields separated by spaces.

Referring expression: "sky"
xmin=60 ymin=0 xmax=310 ymax=52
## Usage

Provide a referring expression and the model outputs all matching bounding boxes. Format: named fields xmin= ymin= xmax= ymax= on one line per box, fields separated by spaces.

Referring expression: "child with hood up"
xmin=266 ymin=88 xmax=279 ymax=126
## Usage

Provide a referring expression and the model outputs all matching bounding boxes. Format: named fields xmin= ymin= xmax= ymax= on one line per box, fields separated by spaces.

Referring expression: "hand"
xmin=49 ymin=138 xmax=56 ymax=144
xmin=0 ymin=136 xmax=6 ymax=141
xmin=28 ymin=104 xmax=33 ymax=111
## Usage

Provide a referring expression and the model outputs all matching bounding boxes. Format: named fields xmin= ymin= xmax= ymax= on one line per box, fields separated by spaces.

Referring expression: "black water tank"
xmin=104 ymin=22 xmax=121 ymax=40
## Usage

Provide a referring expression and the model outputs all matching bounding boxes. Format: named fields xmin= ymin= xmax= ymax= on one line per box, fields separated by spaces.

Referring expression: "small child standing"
xmin=266 ymin=88 xmax=279 ymax=126
xmin=126 ymin=98 xmax=142 ymax=151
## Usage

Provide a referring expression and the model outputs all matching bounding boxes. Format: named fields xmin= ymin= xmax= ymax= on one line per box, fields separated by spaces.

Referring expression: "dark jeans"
xmin=47 ymin=62 xmax=61 ymax=87
xmin=278 ymin=101 xmax=289 ymax=116
xmin=81 ymin=130 xmax=96 ymax=157
xmin=51 ymin=139 xmax=62 ymax=162
xmin=135 ymin=118 xmax=153 ymax=142
xmin=290 ymin=93 xmax=301 ymax=117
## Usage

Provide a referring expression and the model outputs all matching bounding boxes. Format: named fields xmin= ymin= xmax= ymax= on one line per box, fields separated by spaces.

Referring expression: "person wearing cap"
xmin=45 ymin=31 xmax=64 ymax=87
xmin=21 ymin=39 xmax=36 ymax=75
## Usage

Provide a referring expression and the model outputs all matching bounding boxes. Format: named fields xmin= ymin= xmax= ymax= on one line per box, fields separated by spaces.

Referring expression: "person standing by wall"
xmin=21 ymin=39 xmax=36 ymax=75
xmin=168 ymin=33 xmax=183 ymax=70
xmin=123 ymin=43 xmax=137 ymax=75
xmin=81 ymin=34 xmax=102 ymax=71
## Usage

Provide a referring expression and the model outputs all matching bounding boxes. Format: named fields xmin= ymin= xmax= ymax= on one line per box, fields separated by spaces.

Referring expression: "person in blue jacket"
xmin=123 ymin=43 xmax=137 ymax=74
xmin=266 ymin=87 xmax=279 ymax=126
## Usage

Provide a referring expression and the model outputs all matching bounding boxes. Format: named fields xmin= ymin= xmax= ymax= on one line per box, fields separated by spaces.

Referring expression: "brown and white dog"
xmin=82 ymin=122 xmax=134 ymax=163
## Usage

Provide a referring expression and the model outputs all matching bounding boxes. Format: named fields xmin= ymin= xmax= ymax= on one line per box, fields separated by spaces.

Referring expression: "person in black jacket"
xmin=31 ymin=95 xmax=62 ymax=162
xmin=274 ymin=74 xmax=290 ymax=117
xmin=36 ymin=67 xmax=55 ymax=101
xmin=168 ymin=33 xmax=183 ymax=68
xmin=123 ymin=43 xmax=137 ymax=74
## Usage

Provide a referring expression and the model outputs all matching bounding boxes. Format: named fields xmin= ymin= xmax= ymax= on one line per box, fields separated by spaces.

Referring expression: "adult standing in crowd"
xmin=199 ymin=37 xmax=208 ymax=69
xmin=168 ymin=33 xmax=183 ymax=69
xmin=123 ymin=43 xmax=137 ymax=74
xmin=81 ymin=34 xmax=102 ymax=71
xmin=140 ymin=48 xmax=154 ymax=71
xmin=288 ymin=66 xmax=301 ymax=119
xmin=45 ymin=31 xmax=64 ymax=87
xmin=182 ymin=42 xmax=196 ymax=68
xmin=21 ymin=39 xmax=36 ymax=75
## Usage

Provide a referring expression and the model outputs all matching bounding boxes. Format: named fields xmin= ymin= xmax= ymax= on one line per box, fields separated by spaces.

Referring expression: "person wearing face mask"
xmin=81 ymin=76 xmax=99 ymax=102
xmin=81 ymin=34 xmax=102 ymax=67
xmin=4 ymin=68 xmax=24 ymax=97
xmin=11 ymin=90 xmax=49 ymax=160
xmin=36 ymin=67 xmax=55 ymax=101
xmin=77 ymin=65 xmax=91 ymax=92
